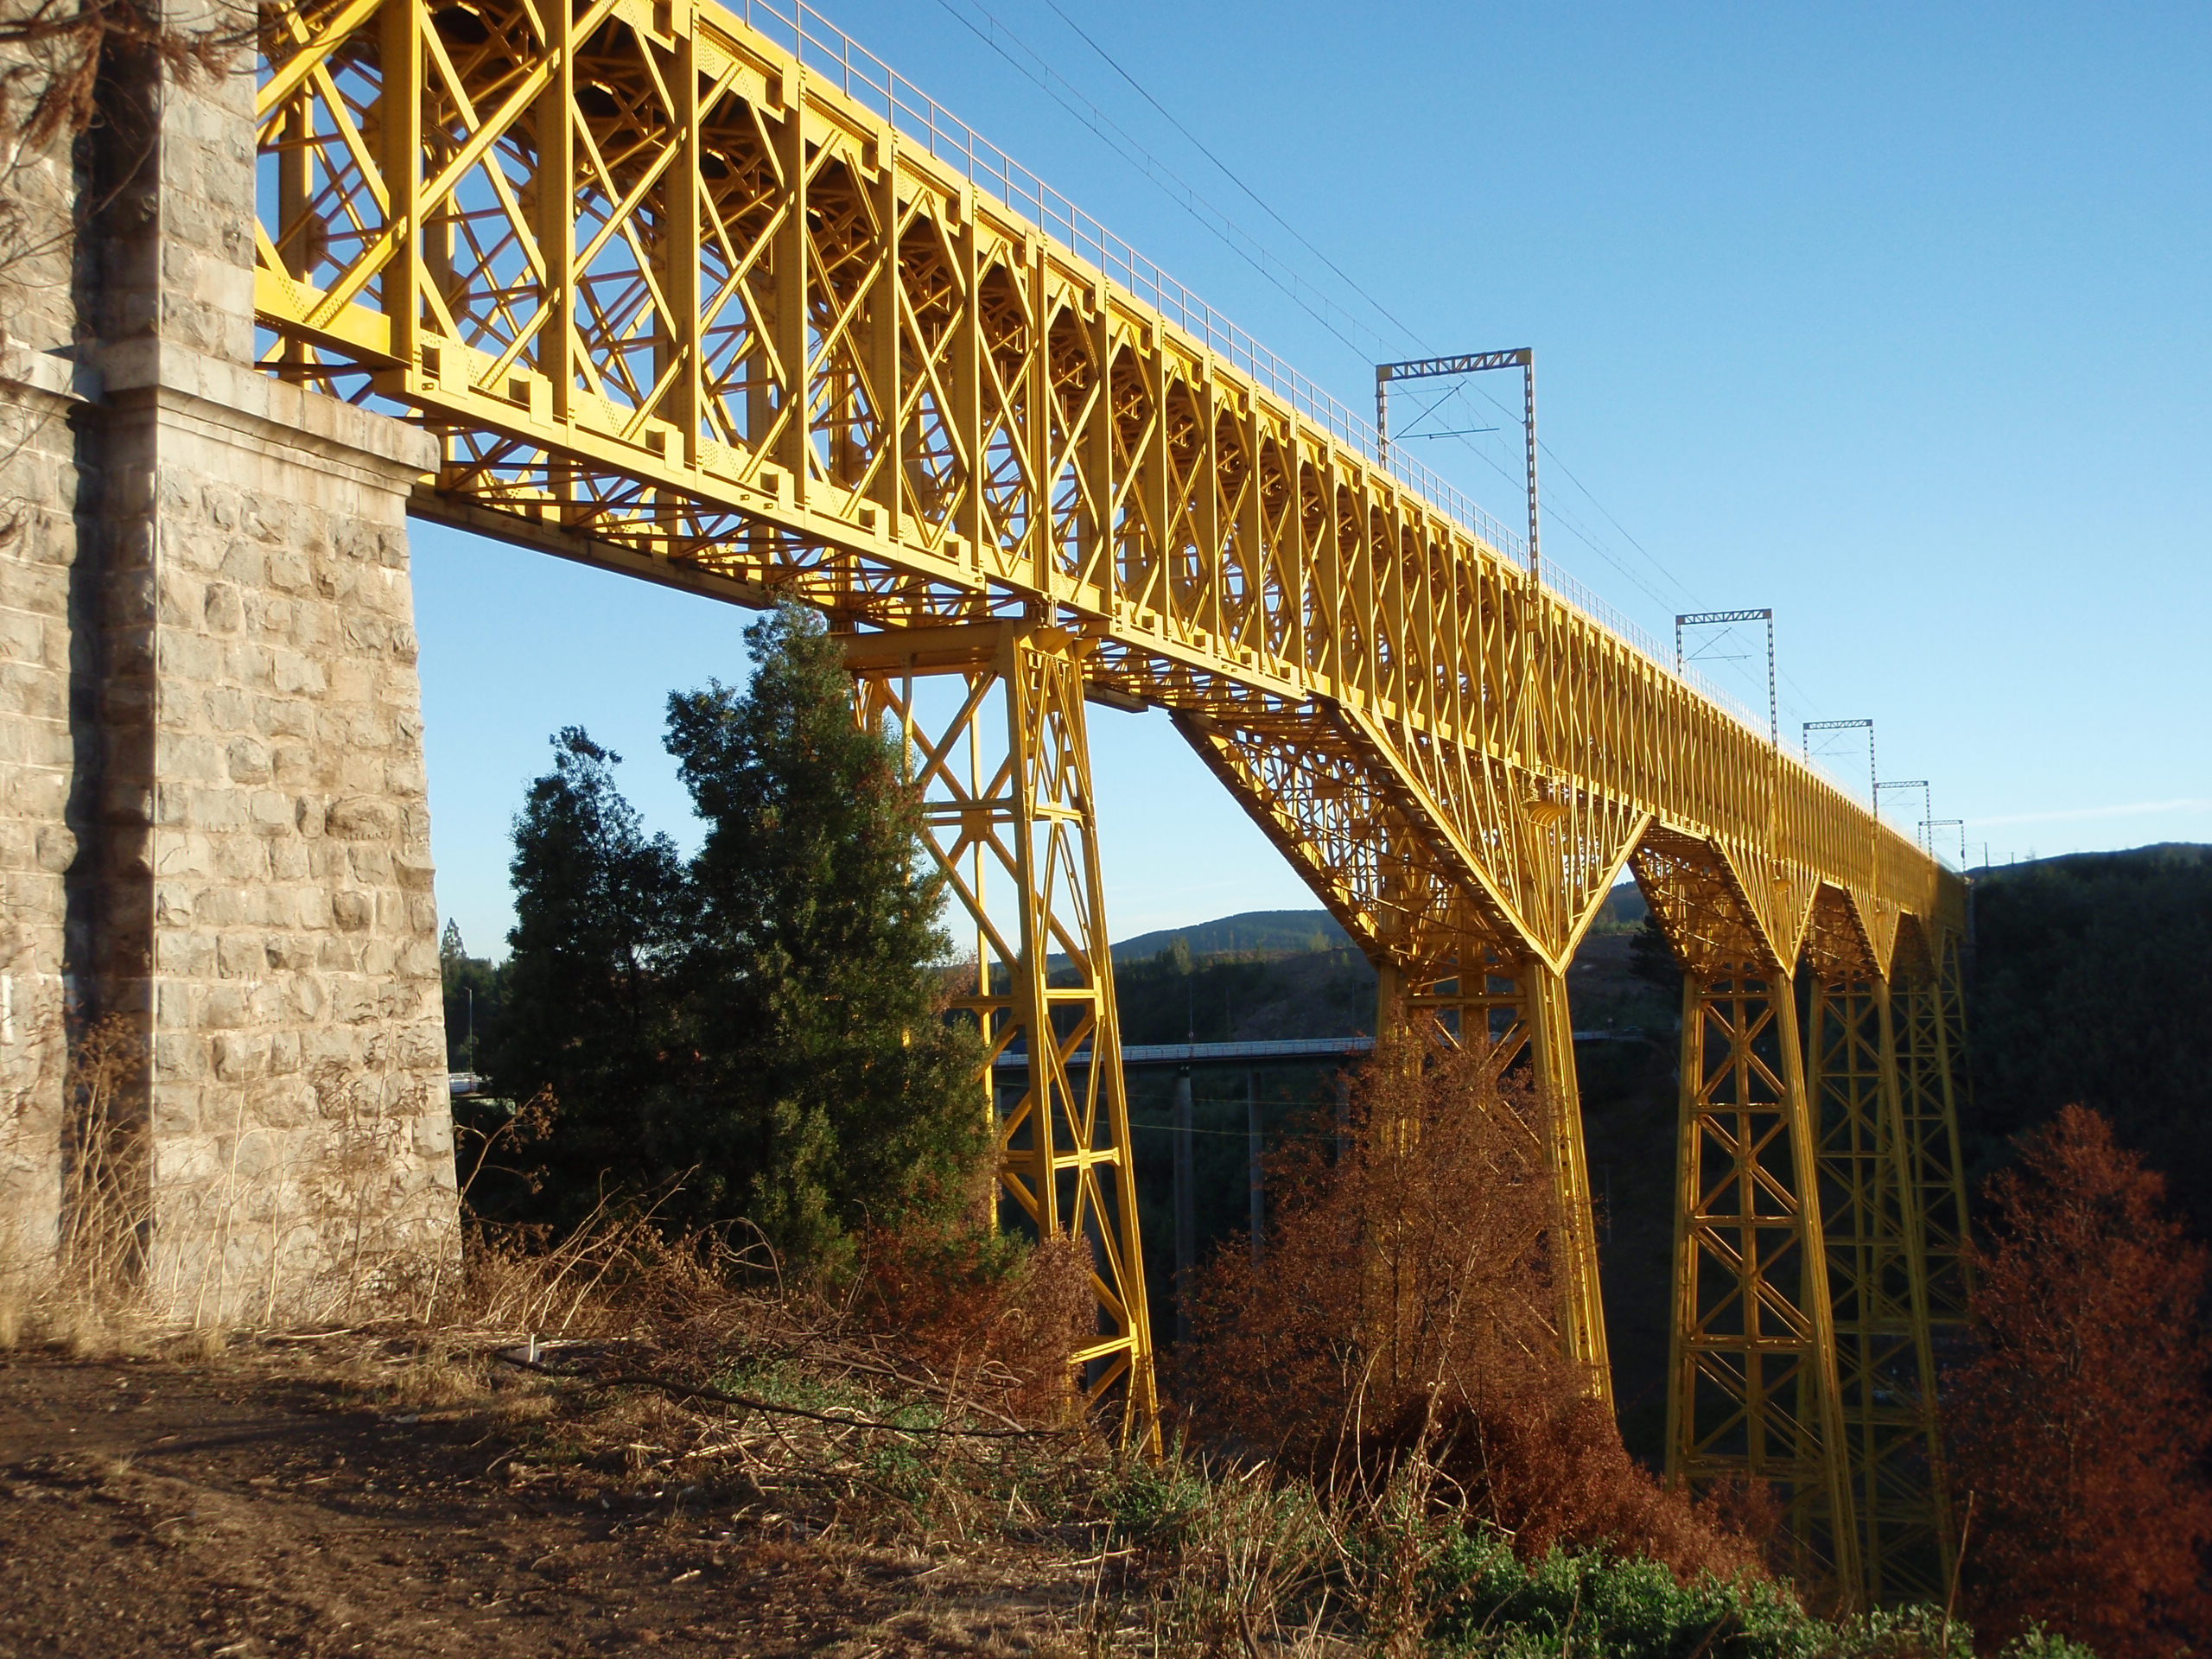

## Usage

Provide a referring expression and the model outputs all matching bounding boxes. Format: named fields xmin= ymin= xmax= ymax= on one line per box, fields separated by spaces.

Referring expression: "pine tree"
xmin=657 ymin=603 xmax=984 ymax=1266
xmin=484 ymin=728 xmax=687 ymax=1216
xmin=1946 ymin=1104 xmax=2212 ymax=1657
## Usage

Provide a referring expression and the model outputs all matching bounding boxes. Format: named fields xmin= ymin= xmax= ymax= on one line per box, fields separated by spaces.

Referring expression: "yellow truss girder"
xmin=251 ymin=0 xmax=1958 ymax=961
xmin=248 ymin=0 xmax=1974 ymax=1599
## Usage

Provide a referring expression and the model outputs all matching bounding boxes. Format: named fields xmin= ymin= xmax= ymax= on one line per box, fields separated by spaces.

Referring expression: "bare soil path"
xmin=0 ymin=1345 xmax=1088 ymax=1657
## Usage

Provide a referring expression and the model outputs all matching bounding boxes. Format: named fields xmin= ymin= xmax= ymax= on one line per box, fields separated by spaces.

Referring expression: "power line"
xmin=1036 ymin=0 xmax=1427 ymax=353
xmin=957 ymin=0 xmax=1706 ymax=626
xmin=928 ymin=0 xmax=1390 ymax=365
xmin=944 ymin=0 xmax=1832 ymax=719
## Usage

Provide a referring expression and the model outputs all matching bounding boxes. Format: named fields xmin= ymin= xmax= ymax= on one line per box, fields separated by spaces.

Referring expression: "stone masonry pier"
xmin=0 ymin=8 xmax=459 ymax=1319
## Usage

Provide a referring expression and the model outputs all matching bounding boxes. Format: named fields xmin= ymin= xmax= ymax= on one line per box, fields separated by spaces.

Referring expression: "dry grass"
xmin=0 ymin=1009 xmax=465 ymax=1349
xmin=0 ymin=1141 xmax=2079 ymax=1656
xmin=0 ymin=1025 xmax=2052 ymax=1654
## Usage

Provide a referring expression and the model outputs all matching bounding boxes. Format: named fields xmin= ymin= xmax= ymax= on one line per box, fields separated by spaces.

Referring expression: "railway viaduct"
xmin=0 ymin=0 xmax=1970 ymax=1603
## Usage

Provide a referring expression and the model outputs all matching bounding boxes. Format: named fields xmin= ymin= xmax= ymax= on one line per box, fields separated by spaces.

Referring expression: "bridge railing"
xmin=731 ymin=0 xmax=1886 ymax=812
xmin=731 ymin=0 xmax=1527 ymax=563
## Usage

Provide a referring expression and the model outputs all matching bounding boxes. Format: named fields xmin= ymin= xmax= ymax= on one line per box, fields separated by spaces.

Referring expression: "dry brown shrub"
xmin=1946 ymin=1104 xmax=2212 ymax=1658
xmin=438 ymin=1201 xmax=748 ymax=1341
xmin=57 ymin=1012 xmax=149 ymax=1309
xmin=1179 ymin=1038 xmax=1761 ymax=1581
xmin=857 ymin=1218 xmax=1092 ymax=1427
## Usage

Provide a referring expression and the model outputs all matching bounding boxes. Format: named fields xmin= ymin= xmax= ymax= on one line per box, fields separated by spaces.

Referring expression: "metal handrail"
xmin=711 ymin=0 xmax=1901 ymax=837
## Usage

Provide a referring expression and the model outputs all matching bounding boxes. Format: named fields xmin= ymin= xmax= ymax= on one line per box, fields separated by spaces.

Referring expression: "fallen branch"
xmin=493 ymin=1347 xmax=1066 ymax=1440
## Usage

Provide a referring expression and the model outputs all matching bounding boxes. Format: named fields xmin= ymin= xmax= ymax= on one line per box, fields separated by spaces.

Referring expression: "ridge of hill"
xmin=1112 ymin=882 xmax=1649 ymax=963
xmin=1110 ymin=910 xmax=1352 ymax=963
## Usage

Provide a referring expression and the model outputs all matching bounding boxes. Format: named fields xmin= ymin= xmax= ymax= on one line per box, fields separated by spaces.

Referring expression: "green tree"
xmin=483 ymin=728 xmax=687 ymax=1215
xmin=656 ymin=604 xmax=984 ymax=1266
xmin=438 ymin=918 xmax=505 ymax=1075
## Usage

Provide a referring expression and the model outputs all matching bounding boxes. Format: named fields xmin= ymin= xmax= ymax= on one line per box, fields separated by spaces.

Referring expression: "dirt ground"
xmin=0 ymin=1342 xmax=1103 ymax=1658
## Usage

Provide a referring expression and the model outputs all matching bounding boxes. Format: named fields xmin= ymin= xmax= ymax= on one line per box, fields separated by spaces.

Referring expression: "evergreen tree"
xmin=657 ymin=604 xmax=984 ymax=1265
xmin=438 ymin=918 xmax=505 ymax=1076
xmin=484 ymin=728 xmax=687 ymax=1215
xmin=1628 ymin=911 xmax=1681 ymax=1000
xmin=1945 ymin=1104 xmax=2212 ymax=1657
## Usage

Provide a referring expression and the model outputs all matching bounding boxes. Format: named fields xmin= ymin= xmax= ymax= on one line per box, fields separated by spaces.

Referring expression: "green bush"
xmin=1421 ymin=1526 xmax=2096 ymax=1658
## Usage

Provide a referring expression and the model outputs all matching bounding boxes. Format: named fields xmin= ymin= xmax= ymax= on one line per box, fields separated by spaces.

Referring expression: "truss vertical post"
xmin=1670 ymin=966 xmax=1859 ymax=1597
xmin=537 ymin=0 xmax=575 ymax=427
xmin=1808 ymin=969 xmax=1950 ymax=1603
xmin=847 ymin=624 xmax=1156 ymax=1442
xmin=772 ymin=59 xmax=810 ymax=506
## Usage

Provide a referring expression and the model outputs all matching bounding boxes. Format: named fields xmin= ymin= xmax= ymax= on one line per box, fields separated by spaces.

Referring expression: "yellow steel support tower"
xmin=250 ymin=0 xmax=1970 ymax=1592
xmin=846 ymin=623 xmax=1156 ymax=1436
xmin=1637 ymin=831 xmax=1859 ymax=1595
xmin=1891 ymin=922 xmax=1976 ymax=1333
xmin=1379 ymin=934 xmax=1611 ymax=1400
xmin=1803 ymin=895 xmax=1950 ymax=1604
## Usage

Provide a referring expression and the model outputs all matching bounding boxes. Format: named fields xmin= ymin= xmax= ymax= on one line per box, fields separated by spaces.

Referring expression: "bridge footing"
xmin=0 ymin=35 xmax=458 ymax=1320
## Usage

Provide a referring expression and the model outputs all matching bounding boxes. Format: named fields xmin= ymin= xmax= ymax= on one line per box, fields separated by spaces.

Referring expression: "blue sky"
xmin=416 ymin=0 xmax=2212 ymax=959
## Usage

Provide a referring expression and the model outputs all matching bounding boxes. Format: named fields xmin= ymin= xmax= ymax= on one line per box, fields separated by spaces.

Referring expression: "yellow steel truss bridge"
xmin=254 ymin=0 xmax=1972 ymax=1605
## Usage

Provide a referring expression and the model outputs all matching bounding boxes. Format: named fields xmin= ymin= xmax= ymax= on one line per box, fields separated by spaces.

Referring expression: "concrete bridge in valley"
xmin=0 ymin=0 xmax=1968 ymax=1605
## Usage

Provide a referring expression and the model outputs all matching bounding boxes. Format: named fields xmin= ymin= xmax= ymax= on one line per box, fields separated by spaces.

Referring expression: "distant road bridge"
xmin=243 ymin=0 xmax=1974 ymax=1605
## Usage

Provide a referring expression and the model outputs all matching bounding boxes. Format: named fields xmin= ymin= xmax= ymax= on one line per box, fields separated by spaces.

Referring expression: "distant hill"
xmin=1965 ymin=841 xmax=2212 ymax=1231
xmin=1111 ymin=910 xmax=1353 ymax=963
xmin=1114 ymin=882 xmax=1647 ymax=963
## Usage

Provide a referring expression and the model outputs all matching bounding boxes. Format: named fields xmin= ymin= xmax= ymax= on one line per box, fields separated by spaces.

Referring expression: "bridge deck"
xmin=253 ymin=0 xmax=1961 ymax=976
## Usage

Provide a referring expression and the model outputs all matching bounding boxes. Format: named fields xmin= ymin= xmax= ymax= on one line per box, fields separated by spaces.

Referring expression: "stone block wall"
xmin=0 ymin=362 xmax=81 ymax=1279
xmin=0 ymin=25 xmax=97 ymax=1280
xmin=0 ymin=12 xmax=461 ymax=1319
xmin=107 ymin=365 xmax=457 ymax=1322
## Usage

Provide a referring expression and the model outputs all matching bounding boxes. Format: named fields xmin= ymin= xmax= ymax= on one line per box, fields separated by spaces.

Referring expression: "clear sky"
xmin=416 ymin=0 xmax=2212 ymax=961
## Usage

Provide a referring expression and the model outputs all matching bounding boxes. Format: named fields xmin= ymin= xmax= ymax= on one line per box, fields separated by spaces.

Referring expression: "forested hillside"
xmin=1965 ymin=843 xmax=2212 ymax=1233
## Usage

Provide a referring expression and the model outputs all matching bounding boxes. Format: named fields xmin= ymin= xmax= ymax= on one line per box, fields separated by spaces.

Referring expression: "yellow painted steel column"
xmin=1931 ymin=931 xmax=1977 ymax=1313
xmin=1810 ymin=971 xmax=1950 ymax=1603
xmin=1527 ymin=960 xmax=1611 ymax=1400
xmin=1003 ymin=630 xmax=1157 ymax=1435
xmin=847 ymin=624 xmax=1156 ymax=1442
xmin=1891 ymin=931 xmax=1974 ymax=1332
xmin=1670 ymin=967 xmax=1860 ymax=1599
